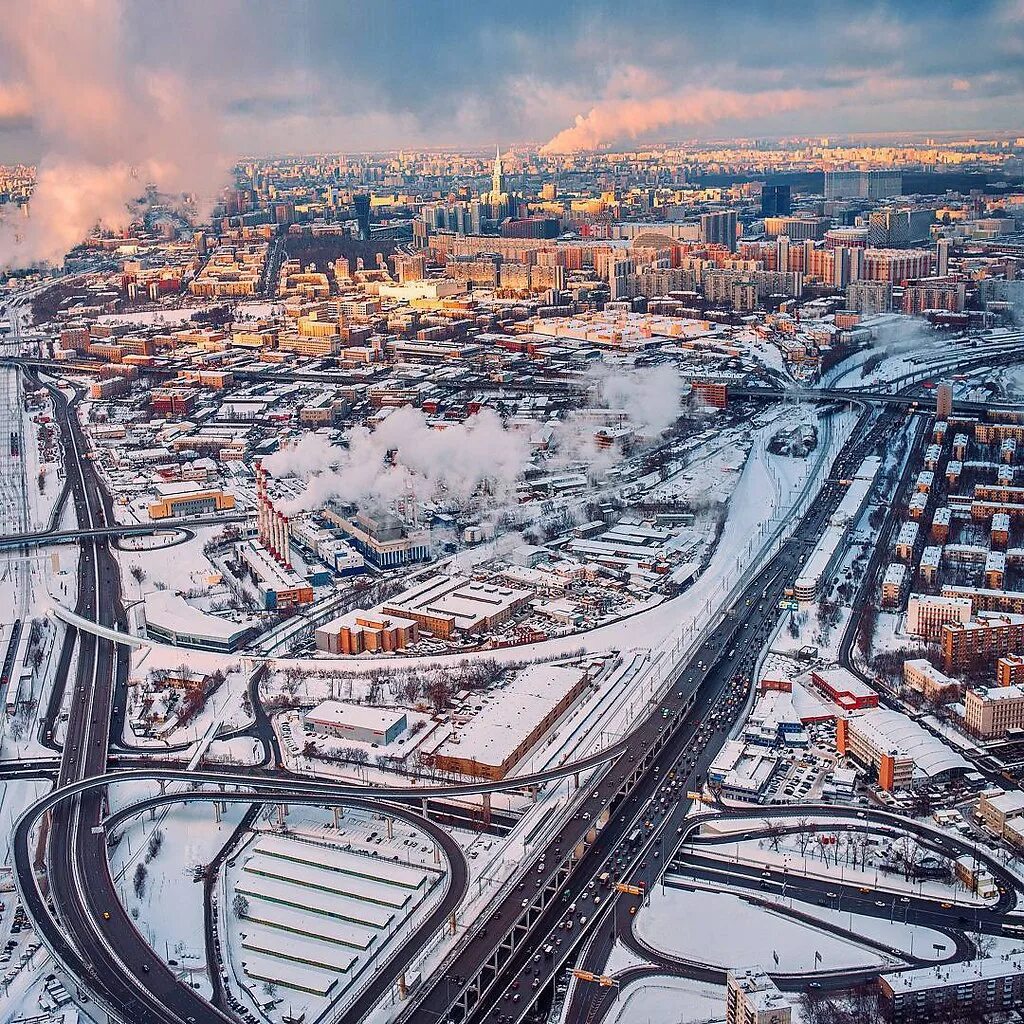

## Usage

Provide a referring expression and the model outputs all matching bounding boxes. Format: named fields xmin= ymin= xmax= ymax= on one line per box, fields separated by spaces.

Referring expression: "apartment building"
xmin=941 ymin=613 xmax=1024 ymax=673
xmin=963 ymin=684 xmax=1024 ymax=739
xmin=906 ymin=594 xmax=972 ymax=641
xmin=725 ymin=967 xmax=791 ymax=1024
xmin=879 ymin=958 xmax=1024 ymax=1023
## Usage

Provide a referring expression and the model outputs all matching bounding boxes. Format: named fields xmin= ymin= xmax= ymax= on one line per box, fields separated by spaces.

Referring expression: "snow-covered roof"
xmin=850 ymin=709 xmax=970 ymax=778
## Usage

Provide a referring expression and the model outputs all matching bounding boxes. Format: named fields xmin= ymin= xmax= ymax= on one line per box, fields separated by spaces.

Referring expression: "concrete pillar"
xmin=158 ymin=780 xmax=167 ymax=796
xmin=572 ymin=771 xmax=579 ymax=791
xmin=421 ymin=797 xmax=429 ymax=819
xmin=449 ymin=911 xmax=457 ymax=935
xmin=277 ymin=803 xmax=287 ymax=826
xmin=481 ymin=792 xmax=491 ymax=829
xmin=219 ymin=782 xmax=227 ymax=814
xmin=386 ymin=816 xmax=393 ymax=841
xmin=333 ymin=806 xmax=343 ymax=828
xmin=214 ymin=801 xmax=222 ymax=823
xmin=398 ymin=972 xmax=408 ymax=999
xmin=433 ymin=843 xmax=441 ymax=866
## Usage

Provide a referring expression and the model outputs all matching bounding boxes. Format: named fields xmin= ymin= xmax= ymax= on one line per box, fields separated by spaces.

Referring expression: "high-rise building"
xmin=824 ymin=169 xmax=902 ymax=200
xmin=935 ymin=381 xmax=953 ymax=420
xmin=353 ymin=193 xmax=371 ymax=241
xmin=902 ymin=278 xmax=966 ymax=315
xmin=846 ymin=280 xmax=892 ymax=315
xmin=763 ymin=216 xmax=828 ymax=240
xmin=492 ymin=144 xmax=506 ymax=198
xmin=936 ymin=237 xmax=951 ymax=277
xmin=760 ymin=184 xmax=791 ymax=218
xmin=700 ymin=210 xmax=737 ymax=251
xmin=867 ymin=207 xmax=935 ymax=248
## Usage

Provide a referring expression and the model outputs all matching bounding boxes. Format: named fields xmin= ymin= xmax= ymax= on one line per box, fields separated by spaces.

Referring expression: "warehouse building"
xmin=381 ymin=573 xmax=532 ymax=639
xmin=424 ymin=663 xmax=590 ymax=779
xmin=303 ymin=701 xmax=408 ymax=746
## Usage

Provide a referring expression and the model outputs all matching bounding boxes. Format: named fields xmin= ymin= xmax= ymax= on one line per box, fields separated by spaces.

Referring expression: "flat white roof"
xmin=304 ymin=700 xmax=406 ymax=734
xmin=431 ymin=663 xmax=587 ymax=770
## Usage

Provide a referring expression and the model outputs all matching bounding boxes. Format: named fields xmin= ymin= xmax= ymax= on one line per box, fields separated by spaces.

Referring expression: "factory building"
xmin=381 ymin=573 xmax=532 ymax=639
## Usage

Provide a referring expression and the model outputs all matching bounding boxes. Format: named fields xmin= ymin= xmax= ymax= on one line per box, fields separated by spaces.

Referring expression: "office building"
xmin=867 ymin=208 xmax=935 ymax=248
xmin=760 ymin=185 xmax=791 ymax=218
xmin=763 ymin=216 xmax=828 ymax=241
xmin=935 ymin=382 xmax=953 ymax=420
xmin=353 ymin=193 xmax=371 ymax=241
xmin=147 ymin=484 xmax=236 ymax=520
xmin=824 ymin=169 xmax=902 ymax=200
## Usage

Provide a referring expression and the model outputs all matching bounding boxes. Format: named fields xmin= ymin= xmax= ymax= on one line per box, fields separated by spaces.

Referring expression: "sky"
xmin=1 ymin=0 xmax=1023 ymax=164
xmin=0 ymin=0 xmax=1022 ymax=266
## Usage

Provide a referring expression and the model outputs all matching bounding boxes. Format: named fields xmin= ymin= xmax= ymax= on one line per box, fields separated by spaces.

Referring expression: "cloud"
xmin=0 ymin=83 xmax=31 ymax=124
xmin=0 ymin=0 xmax=228 ymax=269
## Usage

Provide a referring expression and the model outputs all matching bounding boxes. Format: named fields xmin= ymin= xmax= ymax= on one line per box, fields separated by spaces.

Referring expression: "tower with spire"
xmin=492 ymin=144 xmax=506 ymax=198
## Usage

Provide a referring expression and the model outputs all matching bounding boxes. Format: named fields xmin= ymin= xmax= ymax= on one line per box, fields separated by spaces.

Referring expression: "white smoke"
xmin=588 ymin=363 xmax=682 ymax=436
xmin=265 ymin=407 xmax=533 ymax=515
xmin=267 ymin=366 xmax=682 ymax=517
xmin=0 ymin=1 xmax=228 ymax=269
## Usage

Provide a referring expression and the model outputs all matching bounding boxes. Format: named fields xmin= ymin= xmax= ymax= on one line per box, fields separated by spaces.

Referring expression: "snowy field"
xmin=633 ymin=887 xmax=891 ymax=972
xmin=606 ymin=976 xmax=728 ymax=1024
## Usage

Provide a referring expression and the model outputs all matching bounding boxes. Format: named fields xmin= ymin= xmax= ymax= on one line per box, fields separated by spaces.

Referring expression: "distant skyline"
xmin=1 ymin=0 xmax=1024 ymax=164
xmin=2 ymin=0 xmax=1024 ymax=267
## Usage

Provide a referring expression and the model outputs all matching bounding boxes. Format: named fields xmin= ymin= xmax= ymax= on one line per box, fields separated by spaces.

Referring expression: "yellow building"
xmin=148 ymin=485 xmax=236 ymax=520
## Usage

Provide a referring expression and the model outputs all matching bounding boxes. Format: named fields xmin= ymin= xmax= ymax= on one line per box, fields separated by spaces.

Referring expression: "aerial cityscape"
xmin=4 ymin=3 xmax=1024 ymax=1024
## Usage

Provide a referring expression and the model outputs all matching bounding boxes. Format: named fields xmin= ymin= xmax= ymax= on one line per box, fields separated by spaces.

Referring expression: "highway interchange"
xmin=3 ymin=339 xmax=1024 ymax=1024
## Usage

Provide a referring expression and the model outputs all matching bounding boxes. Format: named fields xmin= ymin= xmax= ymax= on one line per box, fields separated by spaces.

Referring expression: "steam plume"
xmin=540 ymin=86 xmax=814 ymax=154
xmin=0 ymin=1 xmax=227 ymax=268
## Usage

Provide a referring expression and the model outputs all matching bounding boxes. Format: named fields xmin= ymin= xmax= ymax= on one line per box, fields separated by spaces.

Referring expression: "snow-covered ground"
xmin=107 ymin=794 xmax=250 ymax=1001
xmin=605 ymin=975 xmax=728 ymax=1024
xmin=633 ymin=887 xmax=893 ymax=972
